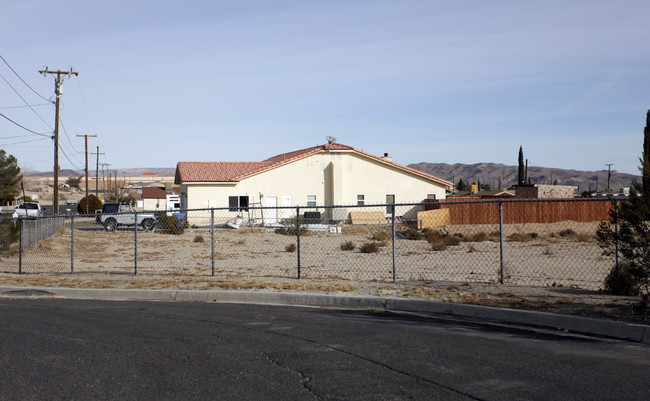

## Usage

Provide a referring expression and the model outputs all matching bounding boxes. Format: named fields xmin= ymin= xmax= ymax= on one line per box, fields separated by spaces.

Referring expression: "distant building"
xmin=514 ymin=184 xmax=577 ymax=199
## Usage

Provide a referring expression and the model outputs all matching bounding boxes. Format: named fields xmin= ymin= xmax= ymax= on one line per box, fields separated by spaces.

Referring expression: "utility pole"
xmin=605 ymin=163 xmax=614 ymax=192
xmin=39 ymin=68 xmax=78 ymax=215
xmin=91 ymin=147 xmax=105 ymax=197
xmin=77 ymin=134 xmax=97 ymax=214
xmin=101 ymin=163 xmax=110 ymax=200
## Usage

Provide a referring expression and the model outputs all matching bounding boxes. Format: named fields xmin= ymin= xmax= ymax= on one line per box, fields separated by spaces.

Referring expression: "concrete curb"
xmin=2 ymin=286 xmax=649 ymax=344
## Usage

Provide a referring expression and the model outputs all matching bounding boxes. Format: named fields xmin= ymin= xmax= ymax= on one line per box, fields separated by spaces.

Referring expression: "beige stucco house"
xmin=174 ymin=143 xmax=452 ymax=224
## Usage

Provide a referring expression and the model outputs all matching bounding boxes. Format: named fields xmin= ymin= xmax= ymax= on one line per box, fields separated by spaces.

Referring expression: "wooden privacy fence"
xmin=424 ymin=198 xmax=618 ymax=225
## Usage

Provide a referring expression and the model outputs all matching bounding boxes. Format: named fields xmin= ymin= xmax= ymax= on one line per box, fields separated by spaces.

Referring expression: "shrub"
xmin=465 ymin=232 xmax=488 ymax=242
xmin=193 ymin=235 xmax=204 ymax=243
xmin=371 ymin=230 xmax=390 ymax=241
xmin=157 ymin=214 xmax=187 ymax=235
xmin=0 ymin=219 xmax=18 ymax=253
xmin=431 ymin=242 xmax=447 ymax=252
xmin=424 ymin=229 xmax=461 ymax=246
xmin=403 ymin=228 xmax=422 ymax=240
xmin=77 ymin=194 xmax=103 ymax=215
xmin=558 ymin=228 xmax=577 ymax=237
xmin=275 ymin=217 xmax=307 ymax=236
xmin=597 ymin=183 xmax=650 ymax=307
xmin=508 ymin=233 xmax=538 ymax=242
xmin=604 ymin=262 xmax=640 ymax=296
xmin=360 ymin=242 xmax=380 ymax=253
xmin=285 ymin=243 xmax=297 ymax=252
xmin=340 ymin=241 xmax=356 ymax=251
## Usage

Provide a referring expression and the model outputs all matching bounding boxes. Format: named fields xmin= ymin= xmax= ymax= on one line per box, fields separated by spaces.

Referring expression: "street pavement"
xmin=1 ymin=298 xmax=649 ymax=400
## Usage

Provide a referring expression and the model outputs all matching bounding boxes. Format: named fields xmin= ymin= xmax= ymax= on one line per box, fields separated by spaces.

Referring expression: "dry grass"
xmin=340 ymin=241 xmax=356 ymax=251
xmin=285 ymin=243 xmax=297 ymax=252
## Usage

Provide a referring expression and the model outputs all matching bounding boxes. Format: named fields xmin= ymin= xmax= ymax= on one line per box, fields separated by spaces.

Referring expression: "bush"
xmin=78 ymin=194 xmax=103 ymax=215
xmin=0 ymin=219 xmax=18 ymax=253
xmin=360 ymin=242 xmax=380 ymax=253
xmin=340 ymin=241 xmax=356 ymax=251
xmin=508 ymin=233 xmax=538 ymax=242
xmin=604 ymin=262 xmax=640 ymax=296
xmin=158 ymin=214 xmax=187 ymax=235
xmin=193 ymin=235 xmax=204 ymax=243
xmin=371 ymin=230 xmax=390 ymax=241
xmin=558 ymin=228 xmax=577 ymax=237
xmin=431 ymin=242 xmax=447 ymax=252
xmin=424 ymin=229 xmax=460 ymax=246
xmin=465 ymin=232 xmax=488 ymax=242
xmin=403 ymin=228 xmax=422 ymax=240
xmin=285 ymin=243 xmax=297 ymax=252
xmin=597 ymin=183 xmax=650 ymax=307
xmin=275 ymin=217 xmax=307 ymax=236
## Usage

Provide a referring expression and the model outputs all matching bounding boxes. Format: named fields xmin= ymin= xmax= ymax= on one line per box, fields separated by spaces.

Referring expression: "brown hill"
xmin=408 ymin=162 xmax=640 ymax=193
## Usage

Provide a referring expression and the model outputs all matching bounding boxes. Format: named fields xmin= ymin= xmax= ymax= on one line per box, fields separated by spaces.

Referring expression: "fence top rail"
xmin=0 ymin=197 xmax=623 ymax=221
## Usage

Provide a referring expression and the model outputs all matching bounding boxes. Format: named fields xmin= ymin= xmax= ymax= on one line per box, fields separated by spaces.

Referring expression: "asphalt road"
xmin=0 ymin=299 xmax=648 ymax=400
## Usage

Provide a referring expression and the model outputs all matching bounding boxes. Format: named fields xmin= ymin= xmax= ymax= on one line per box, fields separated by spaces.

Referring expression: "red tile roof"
xmin=175 ymin=143 xmax=452 ymax=186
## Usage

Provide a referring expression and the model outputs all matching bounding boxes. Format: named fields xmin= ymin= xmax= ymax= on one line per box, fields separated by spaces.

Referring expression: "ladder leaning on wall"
xmin=246 ymin=194 xmax=264 ymax=231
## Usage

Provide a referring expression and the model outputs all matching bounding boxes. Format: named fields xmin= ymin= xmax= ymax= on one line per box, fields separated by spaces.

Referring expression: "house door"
xmin=265 ymin=197 xmax=278 ymax=225
xmin=282 ymin=195 xmax=292 ymax=219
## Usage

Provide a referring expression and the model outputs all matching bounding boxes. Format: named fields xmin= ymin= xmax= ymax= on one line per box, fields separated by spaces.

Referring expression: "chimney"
xmin=382 ymin=153 xmax=392 ymax=162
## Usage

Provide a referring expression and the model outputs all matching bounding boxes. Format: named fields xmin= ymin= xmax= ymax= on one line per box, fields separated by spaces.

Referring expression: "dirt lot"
xmin=2 ymin=220 xmax=644 ymax=324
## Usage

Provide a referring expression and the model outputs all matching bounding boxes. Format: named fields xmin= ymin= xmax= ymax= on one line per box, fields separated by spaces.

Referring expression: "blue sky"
xmin=1 ymin=0 xmax=648 ymax=175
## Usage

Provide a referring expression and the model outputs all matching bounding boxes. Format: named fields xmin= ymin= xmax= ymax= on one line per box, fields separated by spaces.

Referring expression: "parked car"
xmin=98 ymin=203 xmax=156 ymax=232
xmin=12 ymin=202 xmax=42 ymax=219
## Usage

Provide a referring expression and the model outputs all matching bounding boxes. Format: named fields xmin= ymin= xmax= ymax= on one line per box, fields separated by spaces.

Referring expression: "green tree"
xmin=641 ymin=110 xmax=650 ymax=196
xmin=0 ymin=150 xmax=22 ymax=205
xmin=456 ymin=179 xmax=467 ymax=191
xmin=597 ymin=111 xmax=650 ymax=312
xmin=518 ymin=146 xmax=525 ymax=185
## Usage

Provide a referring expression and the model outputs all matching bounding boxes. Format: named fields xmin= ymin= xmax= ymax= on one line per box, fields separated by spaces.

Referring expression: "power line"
xmin=0 ymin=54 xmax=51 ymax=102
xmin=0 ymin=137 xmax=50 ymax=147
xmin=0 ymin=112 xmax=51 ymax=137
xmin=0 ymin=103 xmax=50 ymax=110
xmin=0 ymin=70 xmax=53 ymax=130
xmin=58 ymin=143 xmax=83 ymax=170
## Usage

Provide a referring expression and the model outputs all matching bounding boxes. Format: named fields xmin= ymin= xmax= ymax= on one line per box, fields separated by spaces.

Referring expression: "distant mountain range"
xmin=408 ymin=162 xmax=640 ymax=193
xmin=26 ymin=164 xmax=640 ymax=194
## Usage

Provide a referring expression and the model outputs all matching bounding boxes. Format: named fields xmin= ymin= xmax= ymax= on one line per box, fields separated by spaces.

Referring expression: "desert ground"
xmin=1 ymin=219 xmax=612 ymax=291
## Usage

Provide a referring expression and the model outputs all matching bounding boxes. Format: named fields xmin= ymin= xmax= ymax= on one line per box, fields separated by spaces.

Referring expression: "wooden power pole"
xmin=77 ymin=134 xmax=97 ymax=213
xmin=91 ymin=146 xmax=105 ymax=198
xmin=39 ymin=68 xmax=78 ymax=215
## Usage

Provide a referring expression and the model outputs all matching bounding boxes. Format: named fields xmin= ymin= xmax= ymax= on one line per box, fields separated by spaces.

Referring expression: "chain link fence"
xmin=0 ymin=198 xmax=620 ymax=290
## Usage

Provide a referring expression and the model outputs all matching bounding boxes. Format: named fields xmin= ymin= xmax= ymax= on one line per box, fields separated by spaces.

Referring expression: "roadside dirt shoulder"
xmin=0 ymin=273 xmax=645 ymax=325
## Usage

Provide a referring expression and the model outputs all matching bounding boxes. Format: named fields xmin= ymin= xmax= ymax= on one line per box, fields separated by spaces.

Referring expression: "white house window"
xmin=357 ymin=194 xmax=365 ymax=206
xmin=229 ymin=195 xmax=249 ymax=212
xmin=306 ymin=195 xmax=317 ymax=207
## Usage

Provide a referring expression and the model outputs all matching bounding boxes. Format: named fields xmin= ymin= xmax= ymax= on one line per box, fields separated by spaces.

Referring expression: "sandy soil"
xmin=1 ymin=221 xmax=611 ymax=289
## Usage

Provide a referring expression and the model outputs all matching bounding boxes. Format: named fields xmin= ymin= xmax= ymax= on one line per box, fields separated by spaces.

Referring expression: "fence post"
xmin=296 ymin=206 xmax=301 ymax=279
xmin=70 ymin=215 xmax=74 ymax=274
xmin=18 ymin=219 xmax=22 ymax=274
xmin=134 ymin=210 xmax=138 ymax=275
xmin=391 ymin=203 xmax=396 ymax=282
xmin=499 ymin=202 xmax=505 ymax=284
xmin=211 ymin=208 xmax=215 ymax=276
xmin=614 ymin=199 xmax=619 ymax=268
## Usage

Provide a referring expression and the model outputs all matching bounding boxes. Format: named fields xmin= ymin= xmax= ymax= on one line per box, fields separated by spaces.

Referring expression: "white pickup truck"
xmin=12 ymin=202 xmax=42 ymax=219
xmin=98 ymin=203 xmax=156 ymax=232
